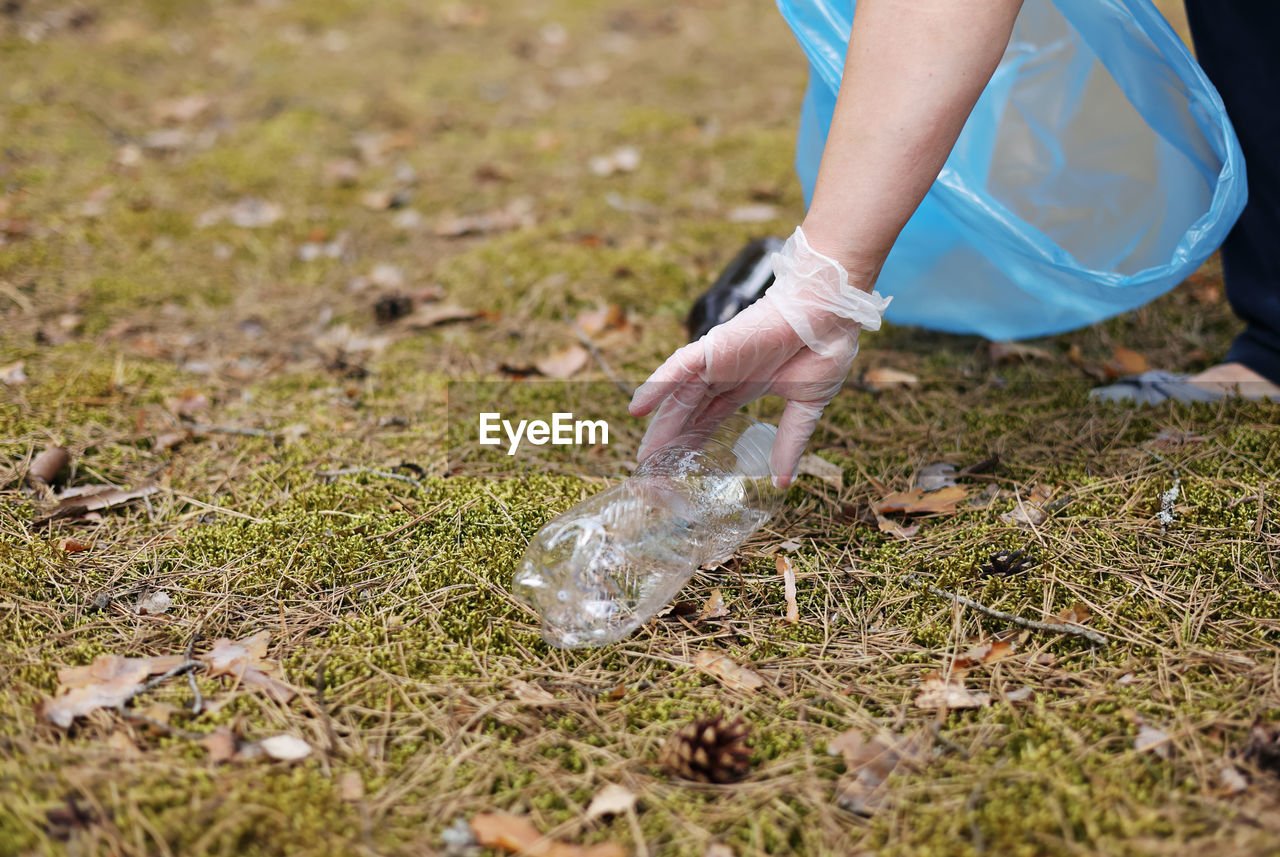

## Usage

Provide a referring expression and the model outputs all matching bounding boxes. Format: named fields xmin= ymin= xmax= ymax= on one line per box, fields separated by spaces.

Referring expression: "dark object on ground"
xmin=686 ymin=237 xmax=782 ymax=342
xmin=978 ymin=549 xmax=1037 ymax=579
xmin=1245 ymin=721 xmax=1280 ymax=777
xmin=660 ymin=715 xmax=752 ymax=784
xmin=374 ymin=293 xmax=414 ymax=324
xmin=1090 ymin=370 xmax=1225 ymax=404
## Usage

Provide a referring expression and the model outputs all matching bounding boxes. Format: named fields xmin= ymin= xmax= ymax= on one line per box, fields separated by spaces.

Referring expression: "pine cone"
xmin=978 ymin=549 xmax=1037 ymax=578
xmin=660 ymin=715 xmax=751 ymax=784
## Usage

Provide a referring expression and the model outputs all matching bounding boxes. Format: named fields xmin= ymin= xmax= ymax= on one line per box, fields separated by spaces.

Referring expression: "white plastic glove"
xmin=629 ymin=226 xmax=891 ymax=486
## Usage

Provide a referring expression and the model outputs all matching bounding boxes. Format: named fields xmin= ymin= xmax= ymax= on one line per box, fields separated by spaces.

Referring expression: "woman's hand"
xmin=629 ymin=227 xmax=890 ymax=486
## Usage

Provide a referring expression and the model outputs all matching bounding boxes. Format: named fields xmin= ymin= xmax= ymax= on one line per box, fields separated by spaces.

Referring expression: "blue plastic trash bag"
xmin=777 ymin=0 xmax=1247 ymax=340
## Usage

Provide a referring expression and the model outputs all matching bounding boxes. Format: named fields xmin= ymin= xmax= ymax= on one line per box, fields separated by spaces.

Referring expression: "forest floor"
xmin=2 ymin=1 xmax=1278 ymax=856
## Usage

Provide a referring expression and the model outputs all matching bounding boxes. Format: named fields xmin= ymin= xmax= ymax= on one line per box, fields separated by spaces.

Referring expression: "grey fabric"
xmin=1089 ymin=370 xmax=1225 ymax=404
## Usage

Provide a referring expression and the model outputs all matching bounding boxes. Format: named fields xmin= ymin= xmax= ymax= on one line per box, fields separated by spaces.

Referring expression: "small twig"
xmin=907 ymin=575 xmax=1109 ymax=646
xmin=134 ymin=660 xmax=202 ymax=698
xmin=315 ymin=657 xmax=339 ymax=754
xmin=188 ymin=423 xmax=278 ymax=438
xmin=570 ymin=320 xmax=634 ymax=398
xmin=184 ymin=632 xmax=203 ymax=715
xmin=318 ymin=468 xmax=422 ymax=488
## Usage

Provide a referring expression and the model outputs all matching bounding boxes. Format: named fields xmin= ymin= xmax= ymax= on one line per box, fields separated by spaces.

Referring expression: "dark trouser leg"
xmin=1184 ymin=2 xmax=1280 ymax=385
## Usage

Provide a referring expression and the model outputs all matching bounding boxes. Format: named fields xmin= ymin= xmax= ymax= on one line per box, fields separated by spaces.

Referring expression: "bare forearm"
xmin=801 ymin=0 xmax=1024 ymax=282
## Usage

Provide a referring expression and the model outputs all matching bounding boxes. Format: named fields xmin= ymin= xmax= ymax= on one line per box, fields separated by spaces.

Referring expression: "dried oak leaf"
xmin=829 ymin=730 xmax=925 ymax=816
xmin=27 ymin=445 xmax=70 ymax=487
xmin=44 ymin=653 xmax=186 ymax=728
xmin=915 ymin=673 xmax=991 ymax=710
xmin=699 ymin=588 xmax=729 ymax=620
xmin=34 ymin=482 xmax=159 ymax=528
xmin=433 ymin=197 xmax=535 ymax=237
xmin=951 ymin=639 xmax=1017 ymax=671
xmin=575 ymin=304 xmax=627 ymax=336
xmin=401 ymin=303 xmax=479 ymax=329
xmin=535 ymin=345 xmax=590 ymax=379
xmin=1103 ymin=345 xmax=1150 ymax=379
xmin=874 ymin=485 xmax=968 ymax=516
xmin=875 ymin=515 xmax=919 ymax=540
xmin=200 ymin=631 xmax=295 ymax=703
xmin=692 ymin=651 xmax=764 ymax=693
xmin=470 ymin=813 xmax=625 ymax=857
xmin=797 ymin=453 xmax=843 ymax=490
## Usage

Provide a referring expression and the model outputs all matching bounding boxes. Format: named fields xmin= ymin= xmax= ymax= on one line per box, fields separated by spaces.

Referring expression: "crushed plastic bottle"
xmin=513 ymin=415 xmax=784 ymax=648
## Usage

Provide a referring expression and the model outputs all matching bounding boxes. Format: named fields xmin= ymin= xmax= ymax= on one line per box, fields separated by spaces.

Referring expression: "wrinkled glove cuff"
xmin=764 ymin=226 xmax=892 ymax=351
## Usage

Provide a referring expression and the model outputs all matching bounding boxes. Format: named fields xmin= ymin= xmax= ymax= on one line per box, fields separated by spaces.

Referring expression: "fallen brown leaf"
xmin=27 ymin=445 xmax=70 ymax=487
xmin=508 ymin=679 xmax=562 ymax=707
xmin=59 ymin=538 xmax=91 ymax=553
xmin=44 ymin=653 xmax=186 ymax=728
xmin=200 ymin=631 xmax=296 ymax=703
xmin=339 ymin=771 xmax=365 ymax=801
xmin=915 ymin=674 xmax=991 ymax=710
xmin=828 ymin=730 xmax=924 ymax=816
xmin=401 ymin=303 xmax=479 ymax=329
xmin=693 ymin=651 xmax=764 ymax=693
xmin=470 ymin=813 xmax=626 ymax=857
xmin=863 ymin=367 xmax=919 ymax=391
xmin=1000 ymin=492 xmax=1049 ymax=528
xmin=575 ymin=304 xmax=627 ymax=336
xmin=434 ymin=197 xmax=535 ymax=237
xmin=535 ymin=345 xmax=590 ymax=379
xmin=797 ymin=453 xmax=843 ymax=489
xmin=699 ymin=588 xmax=728 ymax=620
xmin=203 ymin=728 xmax=238 ymax=763
xmin=951 ymin=639 xmax=1017 ymax=670
xmin=874 ymin=485 xmax=968 ymax=515
xmin=874 ymin=515 xmax=919 ymax=540
xmin=1055 ymin=602 xmax=1092 ymax=625
xmin=35 ymin=482 xmax=159 ymax=528
xmin=153 ymin=94 xmax=214 ymax=125
xmin=1104 ymin=345 xmax=1150 ymax=379
xmin=988 ymin=340 xmax=1054 ymax=364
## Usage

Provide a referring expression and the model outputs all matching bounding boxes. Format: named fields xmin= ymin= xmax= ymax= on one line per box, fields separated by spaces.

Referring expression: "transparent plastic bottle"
xmin=513 ymin=414 xmax=785 ymax=648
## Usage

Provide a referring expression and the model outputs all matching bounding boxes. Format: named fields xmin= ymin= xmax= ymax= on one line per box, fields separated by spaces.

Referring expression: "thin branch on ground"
xmin=906 ymin=575 xmax=1109 ymax=646
xmin=570 ymin=320 xmax=634 ymax=398
xmin=188 ymin=424 xmax=279 ymax=438
xmin=318 ymin=468 xmax=422 ymax=488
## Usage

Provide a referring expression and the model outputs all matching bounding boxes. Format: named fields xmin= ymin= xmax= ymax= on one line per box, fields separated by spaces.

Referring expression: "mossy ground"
xmin=2 ymin=1 xmax=1278 ymax=855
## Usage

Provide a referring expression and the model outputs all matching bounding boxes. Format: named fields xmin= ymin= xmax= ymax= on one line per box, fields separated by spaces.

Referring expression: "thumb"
xmin=770 ymin=399 xmax=826 ymax=488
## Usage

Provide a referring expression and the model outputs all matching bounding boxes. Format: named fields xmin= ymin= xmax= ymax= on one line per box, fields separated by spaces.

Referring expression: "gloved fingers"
xmin=684 ymin=394 xmax=743 ymax=440
xmin=636 ymin=385 xmax=713 ymax=461
xmin=770 ymin=399 xmax=828 ymax=488
xmin=629 ymin=340 xmax=708 ymax=418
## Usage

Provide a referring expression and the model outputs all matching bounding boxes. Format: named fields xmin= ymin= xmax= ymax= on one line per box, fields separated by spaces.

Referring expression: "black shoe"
xmin=685 ymin=237 xmax=783 ymax=342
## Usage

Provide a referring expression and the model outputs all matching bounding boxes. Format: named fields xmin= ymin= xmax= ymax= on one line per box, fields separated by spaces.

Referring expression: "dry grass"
xmin=2 ymin=1 xmax=1279 ymax=856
